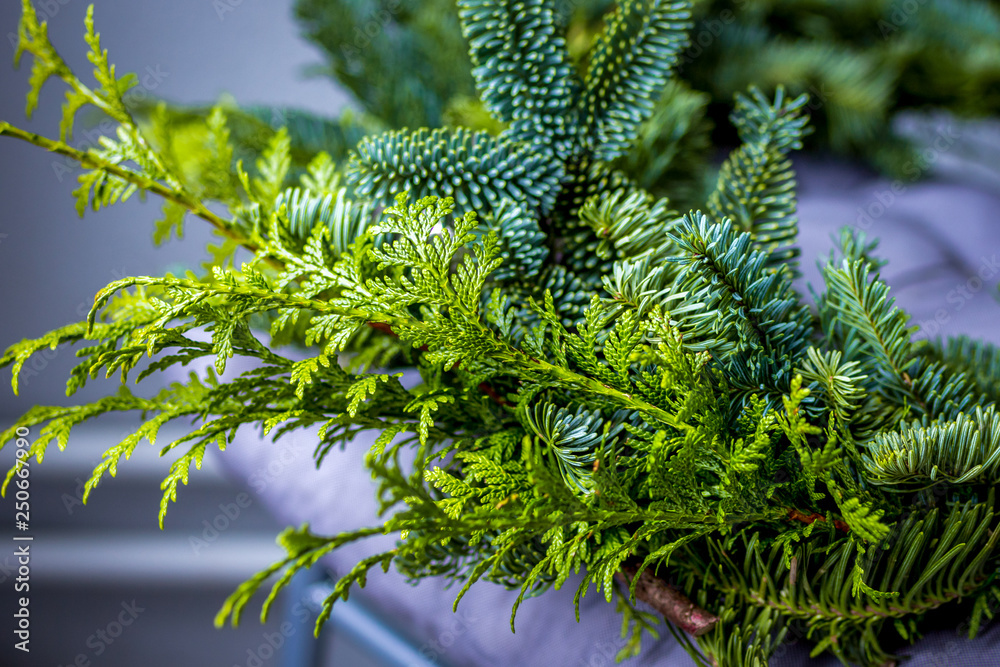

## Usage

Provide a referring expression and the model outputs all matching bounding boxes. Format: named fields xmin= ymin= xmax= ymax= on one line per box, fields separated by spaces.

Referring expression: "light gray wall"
xmin=0 ymin=0 xmax=349 ymax=417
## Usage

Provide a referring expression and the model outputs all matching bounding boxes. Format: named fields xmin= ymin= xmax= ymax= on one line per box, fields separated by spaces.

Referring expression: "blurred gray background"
xmin=0 ymin=2 xmax=374 ymax=666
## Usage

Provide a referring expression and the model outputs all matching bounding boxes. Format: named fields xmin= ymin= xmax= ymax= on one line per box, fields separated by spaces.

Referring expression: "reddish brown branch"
xmin=367 ymin=321 xmax=396 ymax=336
xmin=787 ymin=509 xmax=850 ymax=533
xmin=616 ymin=564 xmax=719 ymax=636
xmin=477 ymin=382 xmax=513 ymax=406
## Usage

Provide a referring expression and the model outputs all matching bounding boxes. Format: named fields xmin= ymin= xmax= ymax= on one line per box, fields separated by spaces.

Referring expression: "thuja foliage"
xmin=3 ymin=2 xmax=1000 ymax=665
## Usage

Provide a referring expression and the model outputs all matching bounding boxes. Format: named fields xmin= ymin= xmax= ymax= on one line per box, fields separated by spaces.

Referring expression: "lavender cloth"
xmin=212 ymin=156 xmax=1000 ymax=666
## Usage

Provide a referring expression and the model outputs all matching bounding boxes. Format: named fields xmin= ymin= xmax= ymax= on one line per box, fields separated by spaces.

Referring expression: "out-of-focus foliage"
xmin=295 ymin=0 xmax=1000 ymax=177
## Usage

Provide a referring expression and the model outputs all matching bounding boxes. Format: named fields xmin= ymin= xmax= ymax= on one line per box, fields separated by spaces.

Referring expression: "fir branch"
xmin=347 ymin=126 xmax=564 ymax=214
xmin=706 ymin=86 xmax=810 ymax=273
xmin=582 ymin=0 xmax=692 ymax=162
xmin=864 ymin=405 xmax=1000 ymax=488
xmin=458 ymin=0 xmax=583 ymax=153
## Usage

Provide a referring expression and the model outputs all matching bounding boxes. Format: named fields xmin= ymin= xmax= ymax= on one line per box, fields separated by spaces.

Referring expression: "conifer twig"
xmin=616 ymin=564 xmax=719 ymax=636
xmin=787 ymin=508 xmax=850 ymax=533
xmin=0 ymin=122 xmax=247 ymax=247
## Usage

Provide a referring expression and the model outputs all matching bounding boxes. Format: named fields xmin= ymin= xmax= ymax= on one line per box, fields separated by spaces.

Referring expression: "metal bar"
xmin=300 ymin=575 xmax=439 ymax=667
xmin=281 ymin=568 xmax=326 ymax=667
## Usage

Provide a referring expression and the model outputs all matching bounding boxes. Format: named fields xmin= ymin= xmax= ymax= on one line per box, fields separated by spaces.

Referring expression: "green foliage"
xmin=864 ymin=405 xmax=1000 ymax=487
xmin=581 ymin=0 xmax=691 ymax=162
xmin=347 ymin=127 xmax=564 ymax=213
xmin=295 ymin=0 xmax=474 ymax=129
xmin=459 ymin=0 xmax=582 ymax=153
xmin=668 ymin=211 xmax=811 ymax=405
xmin=706 ymin=86 xmax=810 ymax=274
xmin=293 ymin=0 xmax=1000 ymax=188
xmin=927 ymin=336 xmax=1000 ymax=407
xmin=677 ymin=0 xmax=1000 ymax=174
xmin=819 ymin=257 xmax=979 ymax=434
xmin=3 ymin=3 xmax=1000 ymax=666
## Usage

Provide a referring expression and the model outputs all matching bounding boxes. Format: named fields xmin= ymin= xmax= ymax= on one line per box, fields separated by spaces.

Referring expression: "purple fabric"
xmin=213 ymin=156 xmax=1000 ymax=666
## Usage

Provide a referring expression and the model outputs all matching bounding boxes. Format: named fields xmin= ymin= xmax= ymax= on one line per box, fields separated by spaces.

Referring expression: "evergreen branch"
xmin=926 ymin=336 xmax=1000 ymax=407
xmin=821 ymin=258 xmax=924 ymax=414
xmin=668 ymin=212 xmax=810 ymax=402
xmin=347 ymin=126 xmax=564 ymax=214
xmin=17 ymin=2 xmax=131 ymax=131
xmin=669 ymin=212 xmax=808 ymax=358
xmin=706 ymin=86 xmax=810 ymax=273
xmin=864 ymin=406 xmax=1000 ymax=487
xmin=583 ymin=0 xmax=692 ymax=162
xmin=16 ymin=4 xmax=178 ymax=187
xmin=0 ymin=121 xmax=267 ymax=259
xmin=86 ymin=275 xmax=396 ymax=335
xmin=458 ymin=0 xmax=582 ymax=153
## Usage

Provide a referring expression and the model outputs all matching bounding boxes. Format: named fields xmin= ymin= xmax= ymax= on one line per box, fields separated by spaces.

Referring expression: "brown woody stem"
xmin=787 ymin=508 xmax=850 ymax=533
xmin=616 ymin=564 xmax=719 ymax=636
